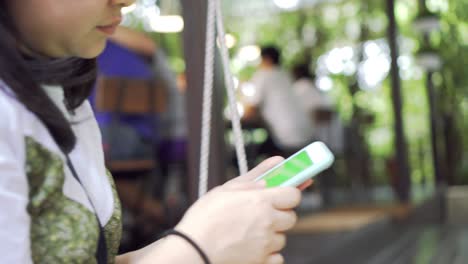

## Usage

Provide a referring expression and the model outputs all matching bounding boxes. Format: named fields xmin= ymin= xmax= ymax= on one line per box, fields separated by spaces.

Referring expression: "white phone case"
xmin=255 ymin=141 xmax=335 ymax=187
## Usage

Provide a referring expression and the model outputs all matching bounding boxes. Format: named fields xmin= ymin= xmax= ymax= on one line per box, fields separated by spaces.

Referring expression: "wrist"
xmin=164 ymin=234 xmax=206 ymax=264
xmin=127 ymin=229 xmax=207 ymax=264
xmin=174 ymin=224 xmax=212 ymax=263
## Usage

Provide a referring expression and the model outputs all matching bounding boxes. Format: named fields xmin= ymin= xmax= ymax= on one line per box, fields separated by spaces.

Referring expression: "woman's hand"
xmin=176 ymin=157 xmax=308 ymax=264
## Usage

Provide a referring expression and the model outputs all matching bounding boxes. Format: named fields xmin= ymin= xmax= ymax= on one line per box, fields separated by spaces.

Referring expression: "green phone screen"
xmin=262 ymin=150 xmax=314 ymax=187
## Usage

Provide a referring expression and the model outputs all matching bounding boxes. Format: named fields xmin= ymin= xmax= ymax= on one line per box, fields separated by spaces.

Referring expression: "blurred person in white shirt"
xmin=243 ymin=46 xmax=314 ymax=156
xmin=291 ymin=64 xmax=332 ymax=119
xmin=292 ymin=64 xmax=343 ymax=154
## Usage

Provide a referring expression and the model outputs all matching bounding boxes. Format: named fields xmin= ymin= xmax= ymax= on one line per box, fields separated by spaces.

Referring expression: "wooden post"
xmin=180 ymin=0 xmax=227 ymax=203
xmin=386 ymin=0 xmax=411 ymax=202
xmin=426 ymin=72 xmax=444 ymax=184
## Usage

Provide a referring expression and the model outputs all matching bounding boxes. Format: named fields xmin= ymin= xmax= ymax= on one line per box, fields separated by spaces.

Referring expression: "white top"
xmin=247 ymin=67 xmax=314 ymax=149
xmin=292 ymin=78 xmax=332 ymax=114
xmin=292 ymin=78 xmax=344 ymax=153
xmin=0 ymin=81 xmax=115 ymax=263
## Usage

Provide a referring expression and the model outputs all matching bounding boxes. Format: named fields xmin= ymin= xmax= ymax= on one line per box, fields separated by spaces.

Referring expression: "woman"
xmin=0 ymin=0 xmax=311 ymax=263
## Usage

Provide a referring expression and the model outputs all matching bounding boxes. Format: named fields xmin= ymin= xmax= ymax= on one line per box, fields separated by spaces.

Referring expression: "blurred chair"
xmin=94 ymin=77 xmax=166 ymax=173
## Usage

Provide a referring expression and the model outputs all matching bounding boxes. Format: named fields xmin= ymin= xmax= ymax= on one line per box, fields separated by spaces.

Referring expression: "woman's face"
xmin=7 ymin=0 xmax=135 ymax=58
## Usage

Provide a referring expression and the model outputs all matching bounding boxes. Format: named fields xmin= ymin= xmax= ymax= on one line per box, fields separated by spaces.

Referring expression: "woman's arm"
xmin=116 ymin=157 xmax=312 ymax=264
xmin=116 ymin=235 xmax=204 ymax=264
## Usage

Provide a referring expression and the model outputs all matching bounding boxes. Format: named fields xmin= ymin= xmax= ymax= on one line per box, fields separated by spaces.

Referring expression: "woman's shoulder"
xmin=0 ymin=80 xmax=63 ymax=155
xmin=0 ymin=80 xmax=37 ymax=131
xmin=0 ymin=80 xmax=24 ymax=129
xmin=0 ymin=80 xmax=28 ymax=160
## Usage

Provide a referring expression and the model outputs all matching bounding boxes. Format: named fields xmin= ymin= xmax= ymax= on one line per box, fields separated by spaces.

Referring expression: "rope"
xmin=199 ymin=0 xmax=248 ymax=197
xmin=214 ymin=0 xmax=248 ymax=176
xmin=199 ymin=0 xmax=216 ymax=197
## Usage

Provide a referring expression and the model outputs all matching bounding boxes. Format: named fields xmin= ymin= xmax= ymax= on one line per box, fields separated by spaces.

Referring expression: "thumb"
xmin=226 ymin=156 xmax=284 ymax=185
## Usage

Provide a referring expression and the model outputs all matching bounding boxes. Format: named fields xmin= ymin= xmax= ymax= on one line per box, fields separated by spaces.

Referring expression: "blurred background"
xmin=92 ymin=0 xmax=468 ymax=263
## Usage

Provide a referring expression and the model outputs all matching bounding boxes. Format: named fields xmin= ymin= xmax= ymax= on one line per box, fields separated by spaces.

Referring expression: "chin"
xmin=77 ymin=40 xmax=107 ymax=59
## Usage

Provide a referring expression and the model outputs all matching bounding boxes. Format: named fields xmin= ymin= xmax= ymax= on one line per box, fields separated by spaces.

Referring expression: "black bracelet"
xmin=160 ymin=229 xmax=211 ymax=264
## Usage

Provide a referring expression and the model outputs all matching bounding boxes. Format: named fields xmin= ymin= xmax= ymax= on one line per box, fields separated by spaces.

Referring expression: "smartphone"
xmin=255 ymin=141 xmax=334 ymax=188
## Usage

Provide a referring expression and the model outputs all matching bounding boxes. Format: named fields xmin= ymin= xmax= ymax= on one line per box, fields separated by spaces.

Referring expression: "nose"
xmin=111 ymin=0 xmax=135 ymax=7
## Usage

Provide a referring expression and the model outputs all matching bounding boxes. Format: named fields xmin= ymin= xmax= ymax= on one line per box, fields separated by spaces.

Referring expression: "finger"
xmin=265 ymin=253 xmax=285 ymax=264
xmin=272 ymin=210 xmax=298 ymax=232
xmin=268 ymin=234 xmax=287 ymax=253
xmin=227 ymin=156 xmax=284 ymax=183
xmin=297 ymin=179 xmax=313 ymax=191
xmin=263 ymin=187 xmax=302 ymax=210
xmin=223 ymin=180 xmax=265 ymax=191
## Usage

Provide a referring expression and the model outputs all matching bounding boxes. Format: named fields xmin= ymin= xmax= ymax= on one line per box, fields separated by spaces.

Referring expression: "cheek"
xmin=45 ymin=14 xmax=107 ymax=58
xmin=11 ymin=0 xmax=106 ymax=58
xmin=21 ymin=19 xmax=105 ymax=58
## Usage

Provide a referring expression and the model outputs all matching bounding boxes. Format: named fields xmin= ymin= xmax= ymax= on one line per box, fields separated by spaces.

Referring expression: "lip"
xmin=97 ymin=17 xmax=122 ymax=35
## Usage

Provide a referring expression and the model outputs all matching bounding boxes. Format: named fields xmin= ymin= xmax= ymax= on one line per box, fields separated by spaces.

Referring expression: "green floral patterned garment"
xmin=25 ymin=137 xmax=122 ymax=263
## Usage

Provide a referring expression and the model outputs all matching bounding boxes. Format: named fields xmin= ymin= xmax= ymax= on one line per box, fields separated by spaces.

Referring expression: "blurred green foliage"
xmin=130 ymin=0 xmax=467 ymax=188
xmin=221 ymin=0 xmax=467 ymax=187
